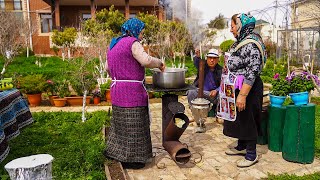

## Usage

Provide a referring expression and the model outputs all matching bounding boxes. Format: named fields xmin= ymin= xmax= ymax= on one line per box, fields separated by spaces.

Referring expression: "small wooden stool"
xmin=5 ymin=154 xmax=54 ymax=180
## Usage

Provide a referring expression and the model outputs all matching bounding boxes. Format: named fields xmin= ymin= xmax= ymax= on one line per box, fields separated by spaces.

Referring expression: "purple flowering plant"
xmin=286 ymin=71 xmax=315 ymax=93
xmin=47 ymin=79 xmax=57 ymax=95
xmin=271 ymin=73 xmax=290 ymax=96
xmin=92 ymin=88 xmax=101 ymax=98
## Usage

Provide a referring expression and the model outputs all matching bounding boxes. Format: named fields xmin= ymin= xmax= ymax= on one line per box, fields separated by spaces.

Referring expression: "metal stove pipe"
xmin=164 ymin=113 xmax=189 ymax=141
xmin=161 ymin=94 xmax=191 ymax=164
xmin=198 ymin=58 xmax=205 ymax=98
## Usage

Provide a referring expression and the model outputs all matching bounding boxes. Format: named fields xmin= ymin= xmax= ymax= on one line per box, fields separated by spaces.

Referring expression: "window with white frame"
xmin=13 ymin=0 xmax=22 ymax=10
xmin=129 ymin=13 xmax=136 ymax=18
xmin=0 ymin=0 xmax=4 ymax=10
xmin=0 ymin=0 xmax=22 ymax=10
xmin=82 ymin=13 xmax=92 ymax=21
xmin=40 ymin=13 xmax=53 ymax=33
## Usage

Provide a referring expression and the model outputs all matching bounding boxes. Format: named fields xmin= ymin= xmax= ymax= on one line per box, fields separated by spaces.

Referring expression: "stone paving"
xmin=125 ymin=96 xmax=320 ymax=180
xmin=29 ymin=96 xmax=320 ymax=180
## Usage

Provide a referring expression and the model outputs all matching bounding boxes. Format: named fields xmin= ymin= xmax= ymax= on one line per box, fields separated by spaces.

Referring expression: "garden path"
xmin=29 ymin=96 xmax=320 ymax=180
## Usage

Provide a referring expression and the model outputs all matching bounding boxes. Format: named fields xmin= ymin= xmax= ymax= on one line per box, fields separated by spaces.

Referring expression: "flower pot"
xmin=49 ymin=95 xmax=58 ymax=106
xmin=66 ymin=96 xmax=91 ymax=106
xmin=53 ymin=98 xmax=67 ymax=107
xmin=148 ymin=92 xmax=154 ymax=99
xmin=105 ymin=90 xmax=111 ymax=102
xmin=27 ymin=93 xmax=42 ymax=107
xmin=93 ymin=97 xmax=101 ymax=105
xmin=289 ymin=91 xmax=309 ymax=105
xmin=269 ymin=94 xmax=286 ymax=107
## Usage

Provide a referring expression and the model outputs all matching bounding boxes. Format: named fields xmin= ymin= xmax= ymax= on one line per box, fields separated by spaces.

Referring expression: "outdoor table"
xmin=0 ymin=88 xmax=33 ymax=163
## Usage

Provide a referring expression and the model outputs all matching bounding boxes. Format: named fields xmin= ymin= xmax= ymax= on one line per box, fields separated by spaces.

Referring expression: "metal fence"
xmin=276 ymin=27 xmax=320 ymax=68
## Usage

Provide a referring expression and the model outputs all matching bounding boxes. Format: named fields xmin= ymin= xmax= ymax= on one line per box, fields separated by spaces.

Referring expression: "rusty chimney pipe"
xmin=198 ymin=58 xmax=205 ymax=98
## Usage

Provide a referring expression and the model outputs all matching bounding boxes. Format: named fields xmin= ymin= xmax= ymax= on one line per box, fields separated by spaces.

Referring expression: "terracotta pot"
xmin=105 ymin=90 xmax=111 ymax=102
xmin=49 ymin=95 xmax=58 ymax=106
xmin=66 ymin=96 xmax=91 ymax=106
xmin=93 ymin=97 xmax=101 ymax=105
xmin=27 ymin=93 xmax=42 ymax=107
xmin=53 ymin=98 xmax=67 ymax=107
xmin=148 ymin=92 xmax=154 ymax=99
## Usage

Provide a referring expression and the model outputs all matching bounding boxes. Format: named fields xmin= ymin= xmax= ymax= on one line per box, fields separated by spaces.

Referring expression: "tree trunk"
xmin=82 ymin=90 xmax=88 ymax=122
xmin=62 ymin=48 xmax=65 ymax=61
xmin=27 ymin=46 xmax=29 ymax=58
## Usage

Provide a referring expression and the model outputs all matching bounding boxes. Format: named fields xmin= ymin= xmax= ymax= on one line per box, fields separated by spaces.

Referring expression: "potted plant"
xmin=92 ymin=88 xmax=101 ymax=105
xmin=53 ymin=79 xmax=70 ymax=107
xmin=269 ymin=73 xmax=290 ymax=107
xmin=18 ymin=74 xmax=48 ymax=107
xmin=100 ymin=79 xmax=112 ymax=102
xmin=46 ymin=79 xmax=58 ymax=106
xmin=286 ymin=71 xmax=315 ymax=105
xmin=67 ymin=78 xmax=94 ymax=106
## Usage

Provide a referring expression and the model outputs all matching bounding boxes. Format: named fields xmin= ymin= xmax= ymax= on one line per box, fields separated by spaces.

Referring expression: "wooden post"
xmin=125 ymin=0 xmax=129 ymax=19
xmin=158 ymin=6 xmax=164 ymax=21
xmin=55 ymin=0 xmax=60 ymax=31
xmin=90 ymin=0 xmax=96 ymax=20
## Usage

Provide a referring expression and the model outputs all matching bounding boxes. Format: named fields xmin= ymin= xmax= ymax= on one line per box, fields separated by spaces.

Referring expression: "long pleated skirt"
xmin=104 ymin=105 xmax=152 ymax=163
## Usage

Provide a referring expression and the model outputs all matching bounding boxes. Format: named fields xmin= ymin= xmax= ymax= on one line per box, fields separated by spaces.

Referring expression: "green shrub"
xmin=18 ymin=74 xmax=48 ymax=94
xmin=18 ymin=47 xmax=34 ymax=57
xmin=220 ymin=39 xmax=235 ymax=52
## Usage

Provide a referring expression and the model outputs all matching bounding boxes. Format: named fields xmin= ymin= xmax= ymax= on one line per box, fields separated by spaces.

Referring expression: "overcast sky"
xmin=192 ymin=0 xmax=288 ymax=26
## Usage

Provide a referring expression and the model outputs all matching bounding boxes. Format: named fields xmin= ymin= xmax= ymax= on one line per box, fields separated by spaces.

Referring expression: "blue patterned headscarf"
xmin=236 ymin=13 xmax=256 ymax=42
xmin=109 ymin=18 xmax=145 ymax=50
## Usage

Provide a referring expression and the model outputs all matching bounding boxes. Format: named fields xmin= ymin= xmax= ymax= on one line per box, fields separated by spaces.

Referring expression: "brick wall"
xmin=30 ymin=0 xmax=51 ymax=11
xmin=29 ymin=1 xmax=164 ymax=55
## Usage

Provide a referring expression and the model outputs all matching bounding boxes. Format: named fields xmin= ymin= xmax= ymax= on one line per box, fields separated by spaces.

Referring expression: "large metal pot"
xmin=152 ymin=68 xmax=186 ymax=89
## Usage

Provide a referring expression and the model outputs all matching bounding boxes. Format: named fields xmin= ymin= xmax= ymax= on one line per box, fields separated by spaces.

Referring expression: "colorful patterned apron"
xmin=217 ymin=52 xmax=237 ymax=121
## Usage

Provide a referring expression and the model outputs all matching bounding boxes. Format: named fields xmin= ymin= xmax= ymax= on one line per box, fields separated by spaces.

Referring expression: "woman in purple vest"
xmin=104 ymin=18 xmax=165 ymax=169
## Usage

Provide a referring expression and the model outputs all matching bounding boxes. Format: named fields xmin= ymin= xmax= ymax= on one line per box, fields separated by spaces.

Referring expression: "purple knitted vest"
xmin=107 ymin=37 xmax=148 ymax=107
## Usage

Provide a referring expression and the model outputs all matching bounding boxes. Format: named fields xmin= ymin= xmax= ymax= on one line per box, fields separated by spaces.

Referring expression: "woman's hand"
xmin=236 ymin=94 xmax=246 ymax=112
xmin=159 ymin=63 xmax=166 ymax=72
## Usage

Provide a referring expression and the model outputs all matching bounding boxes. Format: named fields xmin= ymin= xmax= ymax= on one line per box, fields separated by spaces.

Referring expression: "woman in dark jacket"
xmin=223 ymin=13 xmax=266 ymax=168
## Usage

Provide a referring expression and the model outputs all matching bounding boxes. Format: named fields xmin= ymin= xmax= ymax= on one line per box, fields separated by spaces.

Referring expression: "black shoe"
xmin=121 ymin=162 xmax=145 ymax=169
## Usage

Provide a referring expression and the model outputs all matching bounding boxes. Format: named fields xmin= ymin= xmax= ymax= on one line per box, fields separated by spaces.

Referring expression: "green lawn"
xmin=0 ymin=103 xmax=320 ymax=179
xmin=0 ymin=111 xmax=110 ymax=180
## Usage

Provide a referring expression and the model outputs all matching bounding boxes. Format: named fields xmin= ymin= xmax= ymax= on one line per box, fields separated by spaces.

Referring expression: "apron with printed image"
xmin=217 ymin=52 xmax=237 ymax=121
xmin=217 ymin=38 xmax=266 ymax=121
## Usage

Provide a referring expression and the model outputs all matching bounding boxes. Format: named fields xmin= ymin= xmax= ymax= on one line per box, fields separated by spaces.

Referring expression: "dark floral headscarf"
xmin=109 ymin=18 xmax=145 ymax=50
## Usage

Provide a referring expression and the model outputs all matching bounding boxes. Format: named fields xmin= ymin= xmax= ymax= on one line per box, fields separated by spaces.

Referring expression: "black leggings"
xmin=238 ymin=139 xmax=256 ymax=151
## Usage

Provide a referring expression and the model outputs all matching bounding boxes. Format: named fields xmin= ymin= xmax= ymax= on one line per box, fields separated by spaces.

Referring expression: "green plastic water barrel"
xmin=268 ymin=106 xmax=286 ymax=152
xmin=282 ymin=104 xmax=315 ymax=164
xmin=258 ymin=106 xmax=269 ymax=145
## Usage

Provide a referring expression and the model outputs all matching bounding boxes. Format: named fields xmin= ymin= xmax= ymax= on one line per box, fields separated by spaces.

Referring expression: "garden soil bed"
xmin=105 ymin=160 xmax=127 ymax=180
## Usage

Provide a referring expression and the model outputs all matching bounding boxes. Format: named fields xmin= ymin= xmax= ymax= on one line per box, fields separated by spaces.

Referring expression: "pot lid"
xmin=191 ymin=98 xmax=211 ymax=106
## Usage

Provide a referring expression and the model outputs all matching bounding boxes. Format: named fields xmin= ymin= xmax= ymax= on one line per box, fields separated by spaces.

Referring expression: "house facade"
xmin=5 ymin=0 xmax=165 ymax=55
xmin=291 ymin=0 xmax=320 ymax=28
